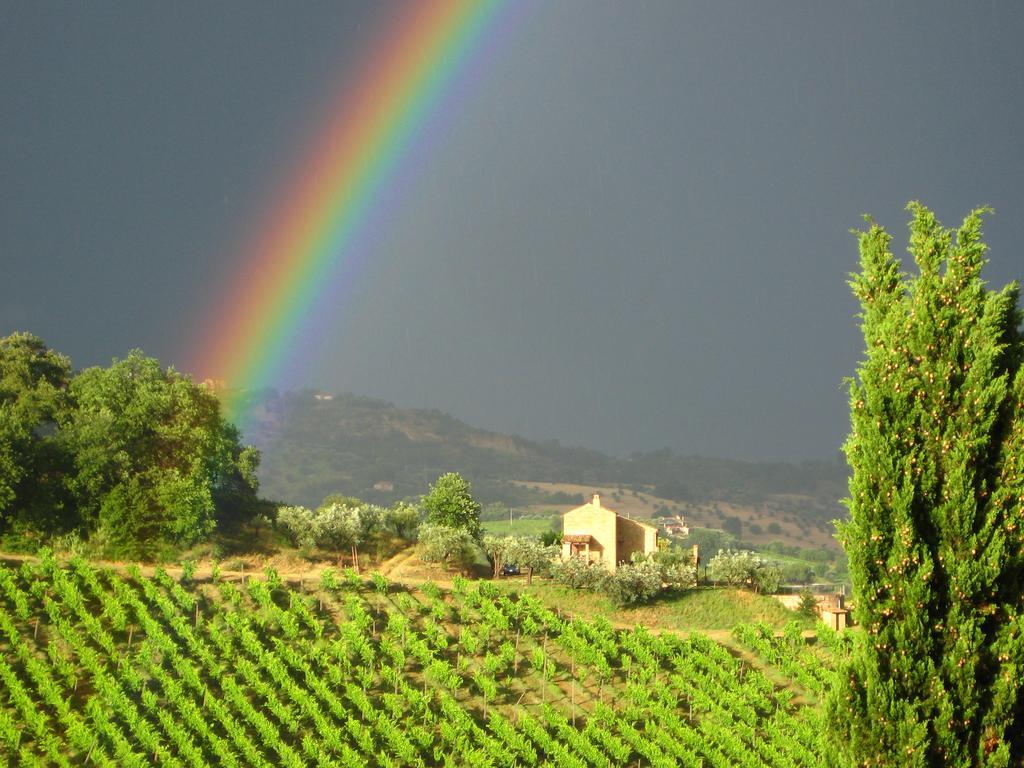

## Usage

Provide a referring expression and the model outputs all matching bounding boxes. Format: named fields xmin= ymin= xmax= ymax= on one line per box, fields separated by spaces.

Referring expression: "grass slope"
xmin=497 ymin=583 xmax=815 ymax=633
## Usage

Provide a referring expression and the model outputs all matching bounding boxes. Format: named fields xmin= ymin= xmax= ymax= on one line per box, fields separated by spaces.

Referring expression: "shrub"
xmin=708 ymin=549 xmax=782 ymax=594
xmin=651 ymin=546 xmax=698 ymax=591
xmin=417 ymin=523 xmax=476 ymax=569
xmin=797 ymin=590 xmax=818 ymax=618
xmin=605 ymin=557 xmax=663 ymax=605
xmin=781 ymin=562 xmax=815 ymax=584
xmin=384 ymin=501 xmax=421 ymax=540
xmin=550 ymin=555 xmax=608 ymax=590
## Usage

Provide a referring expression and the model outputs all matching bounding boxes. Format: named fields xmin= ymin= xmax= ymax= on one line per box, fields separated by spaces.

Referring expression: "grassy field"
xmin=495 ymin=581 xmax=815 ymax=632
xmin=481 ymin=517 xmax=559 ymax=538
xmin=0 ymin=553 xmax=834 ymax=766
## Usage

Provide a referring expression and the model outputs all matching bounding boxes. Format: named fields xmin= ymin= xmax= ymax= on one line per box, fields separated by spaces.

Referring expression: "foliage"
xmin=421 ymin=472 xmax=482 ymax=541
xmin=539 ymin=530 xmax=563 ymax=547
xmin=604 ymin=556 xmax=663 ymax=605
xmin=384 ymin=501 xmax=421 ymax=540
xmin=707 ymin=549 xmax=781 ymax=594
xmin=550 ymin=555 xmax=608 ymax=590
xmin=602 ymin=549 xmax=698 ymax=606
xmin=827 ymin=204 xmax=1024 ymax=766
xmin=277 ymin=500 xmax=382 ymax=568
xmin=678 ymin=527 xmax=737 ymax=562
xmin=483 ymin=535 xmax=559 ymax=583
xmin=780 ymin=562 xmax=814 ymax=584
xmin=57 ymin=351 xmax=259 ymax=554
xmin=509 ymin=538 xmax=561 ymax=584
xmin=417 ymin=523 xmax=477 ymax=569
xmin=0 ymin=558 xmax=832 ymax=766
xmin=479 ymin=501 xmax=511 ymax=521
xmin=483 ymin=535 xmax=514 ymax=578
xmin=0 ymin=332 xmax=73 ymax=533
xmin=651 ymin=545 xmax=699 ymax=591
xmin=732 ymin=622 xmax=840 ymax=698
xmin=796 ymin=591 xmax=818 ymax=619
xmin=311 ymin=503 xmax=363 ymax=563
xmin=0 ymin=339 xmax=261 ymax=555
xmin=275 ymin=505 xmax=317 ymax=549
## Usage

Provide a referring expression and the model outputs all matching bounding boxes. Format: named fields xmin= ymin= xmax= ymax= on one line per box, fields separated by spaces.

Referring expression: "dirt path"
xmin=0 ymin=544 xmax=458 ymax=590
xmin=377 ymin=547 xmax=419 ymax=578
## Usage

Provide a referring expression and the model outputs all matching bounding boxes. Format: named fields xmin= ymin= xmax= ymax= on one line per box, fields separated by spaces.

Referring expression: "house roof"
xmin=562 ymin=534 xmax=593 ymax=544
xmin=562 ymin=494 xmax=660 ymax=532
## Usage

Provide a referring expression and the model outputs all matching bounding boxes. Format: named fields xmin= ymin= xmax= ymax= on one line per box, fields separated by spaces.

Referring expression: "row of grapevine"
xmin=0 ymin=557 xmax=831 ymax=766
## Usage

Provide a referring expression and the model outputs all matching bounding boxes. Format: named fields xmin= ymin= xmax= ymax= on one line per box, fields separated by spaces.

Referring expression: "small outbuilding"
xmin=561 ymin=494 xmax=658 ymax=573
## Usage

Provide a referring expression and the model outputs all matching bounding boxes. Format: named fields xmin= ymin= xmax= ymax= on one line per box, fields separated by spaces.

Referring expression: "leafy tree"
xmin=483 ymin=535 xmax=514 ymax=578
xmin=708 ymin=549 xmax=781 ymax=594
xmin=60 ymin=351 xmax=257 ymax=553
xmin=797 ymin=590 xmax=818 ymax=619
xmin=0 ymin=332 xmax=73 ymax=534
xmin=421 ymin=472 xmax=481 ymax=540
xmin=483 ymin=535 xmax=560 ymax=583
xmin=540 ymin=530 xmax=563 ymax=547
xmin=384 ymin=501 xmax=421 ymax=540
xmin=828 ymin=204 xmax=1024 ymax=766
xmin=354 ymin=503 xmax=383 ymax=545
xmin=651 ymin=544 xmax=699 ymax=590
xmin=319 ymin=493 xmax=362 ymax=510
xmin=781 ymin=562 xmax=815 ymax=584
xmin=276 ymin=505 xmax=317 ymax=549
xmin=480 ymin=501 xmax=511 ymax=522
xmin=278 ymin=501 xmax=381 ymax=569
xmin=312 ymin=503 xmax=362 ymax=567
xmin=550 ymin=555 xmax=608 ymax=590
xmin=508 ymin=537 xmax=560 ymax=585
xmin=721 ymin=515 xmax=743 ymax=539
xmin=417 ymin=523 xmax=476 ymax=570
xmin=211 ymin=443 xmax=265 ymax=528
xmin=679 ymin=527 xmax=737 ymax=561
xmin=605 ymin=556 xmax=664 ymax=605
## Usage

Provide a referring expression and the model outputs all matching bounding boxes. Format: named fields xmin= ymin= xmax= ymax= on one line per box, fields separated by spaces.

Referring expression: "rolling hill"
xmin=239 ymin=390 xmax=848 ymax=550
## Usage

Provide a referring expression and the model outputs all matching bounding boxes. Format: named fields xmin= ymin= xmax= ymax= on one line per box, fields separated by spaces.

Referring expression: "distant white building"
xmin=660 ymin=515 xmax=689 ymax=538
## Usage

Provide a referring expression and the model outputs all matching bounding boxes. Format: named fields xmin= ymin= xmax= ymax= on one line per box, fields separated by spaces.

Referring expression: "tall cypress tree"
xmin=828 ymin=203 xmax=1024 ymax=767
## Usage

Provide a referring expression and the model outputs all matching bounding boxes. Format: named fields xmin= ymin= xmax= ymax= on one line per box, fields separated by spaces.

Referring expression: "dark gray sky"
xmin=3 ymin=1 xmax=1023 ymax=462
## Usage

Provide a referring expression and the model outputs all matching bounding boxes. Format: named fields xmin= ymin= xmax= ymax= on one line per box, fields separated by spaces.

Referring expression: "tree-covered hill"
xmin=243 ymin=390 xmax=847 ymax=531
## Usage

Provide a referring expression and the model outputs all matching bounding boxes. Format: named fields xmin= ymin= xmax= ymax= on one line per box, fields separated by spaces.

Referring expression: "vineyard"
xmin=0 ymin=553 xmax=841 ymax=767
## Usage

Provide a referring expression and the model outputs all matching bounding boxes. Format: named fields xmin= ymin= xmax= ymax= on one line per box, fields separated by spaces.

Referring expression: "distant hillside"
xmin=240 ymin=390 xmax=848 ymax=546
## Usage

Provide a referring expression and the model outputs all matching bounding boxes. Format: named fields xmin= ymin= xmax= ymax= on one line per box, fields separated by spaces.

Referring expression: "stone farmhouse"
xmin=561 ymin=494 xmax=658 ymax=573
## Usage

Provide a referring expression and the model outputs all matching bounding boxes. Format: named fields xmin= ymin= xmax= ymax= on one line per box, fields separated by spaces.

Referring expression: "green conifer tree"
xmin=828 ymin=203 xmax=1024 ymax=766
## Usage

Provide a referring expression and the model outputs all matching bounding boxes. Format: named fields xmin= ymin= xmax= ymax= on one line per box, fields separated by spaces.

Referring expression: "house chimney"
xmin=593 ymin=493 xmax=600 ymax=507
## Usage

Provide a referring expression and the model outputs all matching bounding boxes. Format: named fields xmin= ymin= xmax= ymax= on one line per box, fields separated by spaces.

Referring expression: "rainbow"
xmin=190 ymin=0 xmax=510 ymax=430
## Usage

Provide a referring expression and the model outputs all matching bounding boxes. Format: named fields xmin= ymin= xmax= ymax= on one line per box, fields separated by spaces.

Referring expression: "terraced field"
xmin=0 ymin=553 xmax=842 ymax=767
